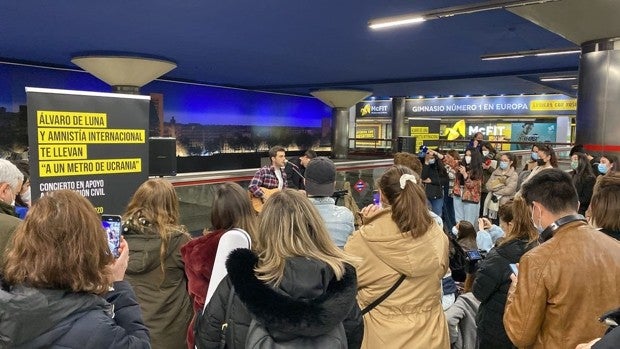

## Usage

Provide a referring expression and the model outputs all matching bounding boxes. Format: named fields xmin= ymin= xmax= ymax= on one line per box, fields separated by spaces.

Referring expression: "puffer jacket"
xmin=195 ymin=248 xmax=363 ymax=349
xmin=124 ymin=224 xmax=193 ymax=349
xmin=504 ymin=220 xmax=620 ymax=349
xmin=0 ymin=280 xmax=150 ymax=348
xmin=472 ymin=239 xmax=538 ymax=348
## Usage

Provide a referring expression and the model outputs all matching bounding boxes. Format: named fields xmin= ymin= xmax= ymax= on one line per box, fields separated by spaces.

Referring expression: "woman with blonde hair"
xmin=195 ymin=189 xmax=363 ymax=348
xmin=0 ymin=190 xmax=150 ymax=348
xmin=123 ymin=178 xmax=193 ymax=349
xmin=181 ymin=182 xmax=257 ymax=348
xmin=472 ymin=198 xmax=540 ymax=348
xmin=344 ymin=165 xmax=450 ymax=348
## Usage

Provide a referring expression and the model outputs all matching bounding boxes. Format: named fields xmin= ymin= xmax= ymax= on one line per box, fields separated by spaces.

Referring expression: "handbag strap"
xmin=219 ymin=285 xmax=236 ymax=349
xmin=361 ymin=274 xmax=406 ymax=315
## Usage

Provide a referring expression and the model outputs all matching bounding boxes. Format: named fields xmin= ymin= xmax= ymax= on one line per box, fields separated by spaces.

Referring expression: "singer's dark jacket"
xmin=285 ymin=157 xmax=305 ymax=190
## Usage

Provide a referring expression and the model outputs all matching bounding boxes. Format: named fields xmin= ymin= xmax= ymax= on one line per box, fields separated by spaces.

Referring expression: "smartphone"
xmin=466 ymin=250 xmax=482 ymax=261
xmin=509 ymin=263 xmax=519 ymax=276
xmin=372 ymin=190 xmax=381 ymax=206
xmin=102 ymin=214 xmax=122 ymax=258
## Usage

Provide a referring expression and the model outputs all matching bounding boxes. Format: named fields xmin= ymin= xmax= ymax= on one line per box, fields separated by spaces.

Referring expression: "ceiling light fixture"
xmin=539 ymin=76 xmax=577 ymax=82
xmin=480 ymin=47 xmax=581 ymax=61
xmin=368 ymin=0 xmax=561 ymax=30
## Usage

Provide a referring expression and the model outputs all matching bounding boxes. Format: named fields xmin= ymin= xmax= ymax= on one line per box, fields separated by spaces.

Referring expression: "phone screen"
xmin=466 ymin=250 xmax=482 ymax=261
xmin=372 ymin=190 xmax=381 ymax=207
xmin=102 ymin=215 xmax=122 ymax=258
xmin=509 ymin=263 xmax=519 ymax=276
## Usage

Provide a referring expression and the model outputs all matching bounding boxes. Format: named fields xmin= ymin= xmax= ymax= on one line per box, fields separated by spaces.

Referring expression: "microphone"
xmin=285 ymin=159 xmax=305 ymax=179
xmin=285 ymin=159 xmax=300 ymax=169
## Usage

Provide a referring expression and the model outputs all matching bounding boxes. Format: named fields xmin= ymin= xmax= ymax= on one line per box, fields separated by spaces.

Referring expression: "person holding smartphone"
xmin=0 ymin=190 xmax=150 ymax=348
xmin=472 ymin=198 xmax=539 ymax=349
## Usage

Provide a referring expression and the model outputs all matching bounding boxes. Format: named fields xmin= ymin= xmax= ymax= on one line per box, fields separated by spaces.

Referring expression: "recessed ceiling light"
xmin=539 ymin=76 xmax=578 ymax=82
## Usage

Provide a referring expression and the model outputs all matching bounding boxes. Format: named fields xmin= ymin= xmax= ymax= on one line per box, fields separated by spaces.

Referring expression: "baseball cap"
xmin=304 ymin=157 xmax=336 ymax=197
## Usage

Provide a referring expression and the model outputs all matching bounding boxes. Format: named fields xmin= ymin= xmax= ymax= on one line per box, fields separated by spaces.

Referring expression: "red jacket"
xmin=180 ymin=230 xmax=226 ymax=349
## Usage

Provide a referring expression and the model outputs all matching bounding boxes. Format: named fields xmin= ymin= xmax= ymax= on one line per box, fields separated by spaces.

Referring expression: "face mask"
xmin=499 ymin=161 xmax=509 ymax=170
xmin=20 ymin=187 xmax=31 ymax=206
xmin=598 ymin=163 xmax=609 ymax=174
xmin=482 ymin=150 xmax=489 ymax=157
xmin=452 ymin=226 xmax=459 ymax=236
xmin=465 ymin=156 xmax=472 ymax=164
xmin=531 ymin=152 xmax=539 ymax=160
xmin=531 ymin=204 xmax=544 ymax=233
xmin=570 ymin=161 xmax=579 ymax=170
xmin=428 ymin=159 xmax=436 ymax=165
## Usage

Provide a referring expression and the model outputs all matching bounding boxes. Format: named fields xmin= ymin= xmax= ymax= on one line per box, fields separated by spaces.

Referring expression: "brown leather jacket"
xmin=503 ymin=220 xmax=620 ymax=349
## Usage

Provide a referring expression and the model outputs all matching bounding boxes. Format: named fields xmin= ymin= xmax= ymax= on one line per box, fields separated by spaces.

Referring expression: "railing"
xmin=168 ymin=158 xmax=394 ymax=235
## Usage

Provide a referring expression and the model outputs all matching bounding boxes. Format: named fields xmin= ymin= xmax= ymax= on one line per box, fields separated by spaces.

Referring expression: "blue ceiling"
xmin=0 ymin=1 xmax=579 ymax=97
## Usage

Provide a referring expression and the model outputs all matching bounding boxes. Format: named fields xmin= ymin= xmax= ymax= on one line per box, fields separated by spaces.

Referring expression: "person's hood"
xmin=124 ymin=228 xmax=187 ymax=274
xmin=357 ymin=208 xmax=444 ymax=277
xmin=226 ymin=248 xmax=357 ymax=340
xmin=0 ymin=283 xmax=109 ymax=347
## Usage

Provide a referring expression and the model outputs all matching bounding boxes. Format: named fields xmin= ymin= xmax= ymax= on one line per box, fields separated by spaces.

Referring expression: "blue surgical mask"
xmin=428 ymin=159 xmax=436 ymax=165
xmin=570 ymin=161 xmax=579 ymax=170
xmin=531 ymin=152 xmax=539 ymax=160
xmin=598 ymin=163 xmax=609 ymax=174
xmin=499 ymin=161 xmax=509 ymax=170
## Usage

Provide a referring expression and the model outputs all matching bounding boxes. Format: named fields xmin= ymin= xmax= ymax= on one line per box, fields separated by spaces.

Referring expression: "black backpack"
xmin=445 ymin=231 xmax=468 ymax=282
xmin=245 ymin=318 xmax=348 ymax=349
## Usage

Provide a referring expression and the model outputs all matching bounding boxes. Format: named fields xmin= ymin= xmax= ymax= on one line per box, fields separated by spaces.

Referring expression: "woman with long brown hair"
xmin=195 ymin=189 xmax=363 ymax=348
xmin=472 ymin=197 xmax=540 ymax=348
xmin=123 ymin=178 xmax=193 ymax=349
xmin=345 ymin=165 xmax=450 ymax=348
xmin=181 ymin=182 xmax=257 ymax=348
xmin=0 ymin=190 xmax=150 ymax=348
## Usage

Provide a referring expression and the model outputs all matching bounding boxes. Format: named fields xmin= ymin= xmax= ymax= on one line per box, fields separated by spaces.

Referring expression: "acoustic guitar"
xmin=249 ymin=187 xmax=280 ymax=213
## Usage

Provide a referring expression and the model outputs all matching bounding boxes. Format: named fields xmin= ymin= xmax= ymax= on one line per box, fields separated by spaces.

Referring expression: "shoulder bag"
xmin=361 ymin=274 xmax=406 ymax=315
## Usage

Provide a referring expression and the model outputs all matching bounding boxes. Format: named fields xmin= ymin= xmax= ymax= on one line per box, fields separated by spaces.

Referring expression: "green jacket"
xmin=0 ymin=201 xmax=21 ymax=263
xmin=124 ymin=227 xmax=192 ymax=349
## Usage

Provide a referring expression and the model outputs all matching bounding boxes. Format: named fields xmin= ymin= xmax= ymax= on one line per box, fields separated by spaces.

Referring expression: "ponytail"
xmin=380 ymin=165 xmax=433 ymax=238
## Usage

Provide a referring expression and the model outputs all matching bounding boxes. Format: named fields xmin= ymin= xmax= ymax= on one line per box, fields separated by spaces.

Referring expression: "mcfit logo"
xmin=444 ymin=119 xmax=466 ymax=140
xmin=360 ymin=104 xmax=371 ymax=116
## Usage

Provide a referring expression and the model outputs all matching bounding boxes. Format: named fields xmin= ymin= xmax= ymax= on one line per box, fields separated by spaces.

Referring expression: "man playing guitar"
xmin=248 ymin=145 xmax=287 ymax=212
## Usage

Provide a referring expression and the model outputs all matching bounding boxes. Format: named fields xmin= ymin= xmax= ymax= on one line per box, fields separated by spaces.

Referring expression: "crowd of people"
xmin=0 ymin=143 xmax=619 ymax=348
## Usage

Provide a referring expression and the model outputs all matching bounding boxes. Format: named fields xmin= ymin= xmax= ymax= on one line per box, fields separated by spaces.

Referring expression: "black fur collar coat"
xmin=194 ymin=248 xmax=363 ymax=349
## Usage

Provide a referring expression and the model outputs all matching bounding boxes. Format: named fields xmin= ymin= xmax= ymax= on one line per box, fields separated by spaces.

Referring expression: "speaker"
xmin=149 ymin=137 xmax=177 ymax=176
xmin=396 ymin=136 xmax=416 ymax=153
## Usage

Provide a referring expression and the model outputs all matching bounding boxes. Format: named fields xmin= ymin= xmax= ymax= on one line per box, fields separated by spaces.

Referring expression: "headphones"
xmin=540 ymin=214 xmax=587 ymax=242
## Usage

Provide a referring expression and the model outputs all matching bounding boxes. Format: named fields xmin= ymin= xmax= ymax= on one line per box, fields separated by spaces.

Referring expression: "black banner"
xmin=355 ymin=100 xmax=392 ymax=118
xmin=27 ymin=88 xmax=150 ymax=215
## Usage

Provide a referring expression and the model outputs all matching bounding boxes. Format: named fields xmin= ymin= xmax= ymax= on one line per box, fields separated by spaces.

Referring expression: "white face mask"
xmin=20 ymin=187 xmax=31 ymax=206
xmin=531 ymin=204 xmax=544 ymax=233
xmin=482 ymin=150 xmax=489 ymax=157
xmin=465 ymin=156 xmax=472 ymax=164
xmin=452 ymin=226 xmax=459 ymax=236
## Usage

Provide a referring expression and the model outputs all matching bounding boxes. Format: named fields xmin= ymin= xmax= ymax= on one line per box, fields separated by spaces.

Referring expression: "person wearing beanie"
xmin=305 ymin=157 xmax=354 ymax=248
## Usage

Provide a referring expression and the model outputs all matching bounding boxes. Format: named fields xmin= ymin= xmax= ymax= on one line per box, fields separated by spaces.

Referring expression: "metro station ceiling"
xmin=1 ymin=0 xmax=613 ymax=98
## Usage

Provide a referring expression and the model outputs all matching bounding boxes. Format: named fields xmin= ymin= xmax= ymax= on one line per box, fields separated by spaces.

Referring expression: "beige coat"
xmin=344 ymin=209 xmax=450 ymax=349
